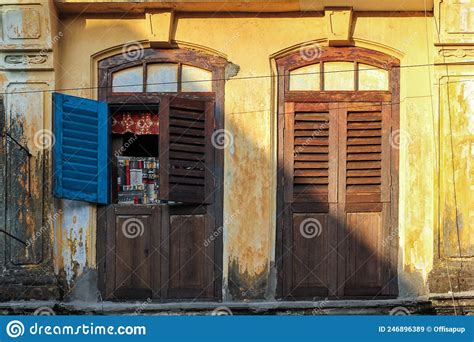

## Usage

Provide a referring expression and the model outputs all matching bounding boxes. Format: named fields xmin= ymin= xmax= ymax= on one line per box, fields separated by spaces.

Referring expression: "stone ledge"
xmin=429 ymin=291 xmax=474 ymax=315
xmin=0 ymin=298 xmax=433 ymax=315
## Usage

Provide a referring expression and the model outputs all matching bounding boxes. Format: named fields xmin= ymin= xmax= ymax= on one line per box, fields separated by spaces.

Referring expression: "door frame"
xmin=275 ymin=46 xmax=400 ymax=299
xmin=95 ymin=47 xmax=227 ymax=301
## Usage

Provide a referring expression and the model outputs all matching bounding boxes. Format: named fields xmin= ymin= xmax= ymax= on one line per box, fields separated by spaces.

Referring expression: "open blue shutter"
xmin=53 ymin=93 xmax=109 ymax=204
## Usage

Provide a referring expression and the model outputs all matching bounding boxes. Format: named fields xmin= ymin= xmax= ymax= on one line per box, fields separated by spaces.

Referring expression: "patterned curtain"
xmin=112 ymin=112 xmax=159 ymax=135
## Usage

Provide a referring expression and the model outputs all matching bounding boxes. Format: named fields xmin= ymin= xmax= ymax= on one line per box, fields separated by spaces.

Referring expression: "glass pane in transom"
xmin=324 ymin=61 xmax=355 ymax=91
xmin=181 ymin=65 xmax=213 ymax=92
xmin=358 ymin=63 xmax=389 ymax=91
xmin=112 ymin=66 xmax=143 ymax=93
xmin=146 ymin=63 xmax=178 ymax=92
xmin=289 ymin=64 xmax=320 ymax=91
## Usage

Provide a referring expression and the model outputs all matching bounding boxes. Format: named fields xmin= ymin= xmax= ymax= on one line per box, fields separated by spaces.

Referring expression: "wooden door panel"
xmin=345 ymin=108 xmax=383 ymax=203
xmin=106 ymin=205 xmax=160 ymax=300
xmin=163 ymin=205 xmax=216 ymax=300
xmin=159 ymin=97 xmax=215 ymax=204
xmin=115 ymin=214 xmax=153 ymax=297
xmin=169 ymin=214 xmax=205 ymax=290
xmin=288 ymin=212 xmax=333 ymax=298
xmin=338 ymin=103 xmax=392 ymax=297
xmin=344 ymin=211 xmax=382 ymax=295
xmin=103 ymin=203 xmax=218 ymax=301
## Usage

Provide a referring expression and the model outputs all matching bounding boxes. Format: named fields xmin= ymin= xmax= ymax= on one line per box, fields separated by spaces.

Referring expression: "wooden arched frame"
xmin=96 ymin=48 xmax=227 ymax=301
xmin=275 ymin=46 xmax=400 ymax=299
xmin=277 ymin=46 xmax=400 ymax=102
xmin=98 ymin=48 xmax=227 ymax=102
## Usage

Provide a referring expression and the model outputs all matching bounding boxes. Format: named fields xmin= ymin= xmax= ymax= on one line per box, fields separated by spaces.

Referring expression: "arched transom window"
xmin=277 ymin=45 xmax=399 ymax=101
xmin=111 ymin=63 xmax=213 ymax=93
xmin=98 ymin=47 xmax=227 ymax=101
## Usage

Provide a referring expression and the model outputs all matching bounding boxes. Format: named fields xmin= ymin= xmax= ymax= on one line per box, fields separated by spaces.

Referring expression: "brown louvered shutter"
xmin=344 ymin=105 xmax=386 ymax=203
xmin=281 ymin=102 xmax=338 ymax=298
xmin=159 ymin=96 xmax=215 ymax=204
xmin=338 ymin=102 xmax=392 ymax=296
xmin=281 ymin=101 xmax=394 ymax=298
xmin=285 ymin=102 xmax=338 ymax=204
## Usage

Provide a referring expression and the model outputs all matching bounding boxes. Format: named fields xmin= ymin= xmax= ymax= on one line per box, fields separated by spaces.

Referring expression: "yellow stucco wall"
xmin=0 ymin=0 xmax=472 ymax=302
xmin=52 ymin=11 xmax=439 ymax=297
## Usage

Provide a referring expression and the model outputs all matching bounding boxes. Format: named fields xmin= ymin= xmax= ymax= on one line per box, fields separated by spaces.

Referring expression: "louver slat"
xmin=53 ymin=93 xmax=109 ymax=204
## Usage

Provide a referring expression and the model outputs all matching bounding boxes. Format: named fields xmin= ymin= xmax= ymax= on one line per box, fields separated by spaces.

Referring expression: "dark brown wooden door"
xmin=279 ymin=102 xmax=396 ymax=299
xmin=101 ymin=96 xmax=219 ymax=301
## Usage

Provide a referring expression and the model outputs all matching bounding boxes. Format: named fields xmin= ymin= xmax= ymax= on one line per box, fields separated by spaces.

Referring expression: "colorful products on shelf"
xmin=117 ymin=156 xmax=160 ymax=204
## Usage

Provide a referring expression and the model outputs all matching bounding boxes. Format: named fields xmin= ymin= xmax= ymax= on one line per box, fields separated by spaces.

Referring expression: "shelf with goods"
xmin=116 ymin=156 xmax=160 ymax=205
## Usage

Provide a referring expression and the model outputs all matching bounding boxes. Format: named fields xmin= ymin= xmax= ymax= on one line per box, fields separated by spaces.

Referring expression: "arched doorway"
xmin=94 ymin=47 xmax=227 ymax=300
xmin=275 ymin=46 xmax=400 ymax=299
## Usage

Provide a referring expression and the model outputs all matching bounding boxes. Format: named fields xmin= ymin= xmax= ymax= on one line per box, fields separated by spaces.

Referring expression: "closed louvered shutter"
xmin=53 ymin=93 xmax=109 ymax=204
xmin=345 ymin=106 xmax=387 ymax=203
xmin=284 ymin=102 xmax=338 ymax=204
xmin=281 ymin=102 xmax=338 ymax=298
xmin=281 ymin=102 xmax=393 ymax=298
xmin=338 ymin=103 xmax=392 ymax=296
xmin=159 ymin=96 xmax=214 ymax=204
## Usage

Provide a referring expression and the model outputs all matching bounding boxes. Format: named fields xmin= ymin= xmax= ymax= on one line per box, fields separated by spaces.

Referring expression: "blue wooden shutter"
xmin=53 ymin=93 xmax=109 ymax=204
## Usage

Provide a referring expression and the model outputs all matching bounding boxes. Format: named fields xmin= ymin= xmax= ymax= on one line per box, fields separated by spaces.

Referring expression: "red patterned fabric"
xmin=112 ymin=112 xmax=159 ymax=135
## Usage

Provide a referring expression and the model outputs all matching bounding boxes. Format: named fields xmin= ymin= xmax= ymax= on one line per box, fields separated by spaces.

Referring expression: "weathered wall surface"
xmin=427 ymin=0 xmax=474 ymax=294
xmin=1 ymin=0 xmax=472 ymax=303
xmin=54 ymin=10 xmax=438 ymax=300
xmin=0 ymin=0 xmax=59 ymax=300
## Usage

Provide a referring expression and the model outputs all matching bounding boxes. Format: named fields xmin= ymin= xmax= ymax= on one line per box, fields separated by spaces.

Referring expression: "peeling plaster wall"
xmin=54 ymin=199 xmax=97 ymax=300
xmin=0 ymin=0 xmax=58 ymax=300
xmin=440 ymin=79 xmax=474 ymax=258
xmin=56 ymin=200 xmax=89 ymax=283
xmin=425 ymin=0 xmax=474 ymax=294
xmin=52 ymin=11 xmax=442 ymax=300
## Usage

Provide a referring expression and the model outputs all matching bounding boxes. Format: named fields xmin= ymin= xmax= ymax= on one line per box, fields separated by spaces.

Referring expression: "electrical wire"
xmin=1 ymin=60 xmax=474 ymax=96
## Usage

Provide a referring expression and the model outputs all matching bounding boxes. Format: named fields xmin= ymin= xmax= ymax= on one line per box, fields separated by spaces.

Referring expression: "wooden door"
xmin=279 ymin=102 xmax=396 ymax=299
xmin=100 ymin=96 xmax=219 ymax=301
